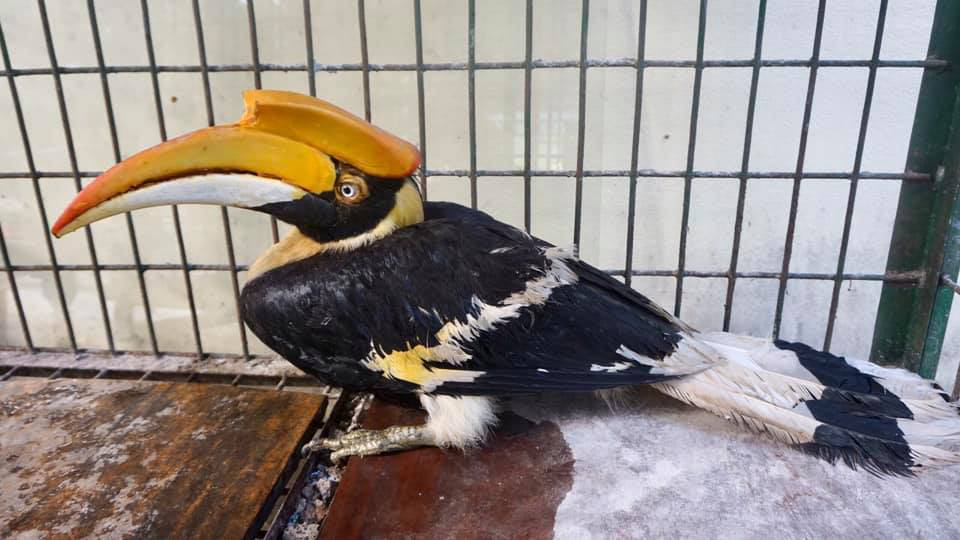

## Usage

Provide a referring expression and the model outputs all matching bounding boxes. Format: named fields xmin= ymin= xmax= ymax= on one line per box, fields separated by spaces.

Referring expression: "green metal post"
xmin=921 ymin=166 xmax=960 ymax=385
xmin=871 ymin=1 xmax=960 ymax=376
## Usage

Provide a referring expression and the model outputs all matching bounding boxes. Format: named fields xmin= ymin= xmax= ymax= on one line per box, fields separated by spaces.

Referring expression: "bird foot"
xmin=301 ymin=425 xmax=435 ymax=462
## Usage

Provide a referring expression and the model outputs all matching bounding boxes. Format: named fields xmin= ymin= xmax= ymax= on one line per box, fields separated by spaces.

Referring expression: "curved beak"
xmin=51 ymin=126 xmax=334 ymax=237
xmin=51 ymin=90 xmax=421 ymax=238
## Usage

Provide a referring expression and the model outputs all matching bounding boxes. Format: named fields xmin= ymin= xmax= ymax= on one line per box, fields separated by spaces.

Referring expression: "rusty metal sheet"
xmin=320 ymin=400 xmax=574 ymax=540
xmin=0 ymin=378 xmax=326 ymax=539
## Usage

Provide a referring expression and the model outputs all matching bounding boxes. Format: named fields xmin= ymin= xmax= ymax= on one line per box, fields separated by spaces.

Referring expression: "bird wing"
xmin=352 ymin=202 xmax=714 ymax=396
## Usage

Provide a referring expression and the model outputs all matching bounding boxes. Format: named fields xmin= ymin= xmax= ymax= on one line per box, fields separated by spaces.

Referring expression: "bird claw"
xmin=299 ymin=437 xmax=331 ymax=457
xmin=300 ymin=426 xmax=435 ymax=462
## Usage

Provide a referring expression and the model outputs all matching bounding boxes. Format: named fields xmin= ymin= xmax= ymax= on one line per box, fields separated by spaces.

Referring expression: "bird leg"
xmin=302 ymin=424 xmax=436 ymax=462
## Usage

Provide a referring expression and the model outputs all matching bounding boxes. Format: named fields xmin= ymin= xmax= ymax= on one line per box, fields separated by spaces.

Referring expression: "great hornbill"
xmin=53 ymin=90 xmax=960 ymax=475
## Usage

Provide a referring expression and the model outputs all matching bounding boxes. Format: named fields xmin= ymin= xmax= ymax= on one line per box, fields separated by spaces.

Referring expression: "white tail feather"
xmin=651 ymin=375 xmax=819 ymax=446
xmin=653 ymin=332 xmax=960 ymax=474
xmin=696 ymin=332 xmax=960 ymax=422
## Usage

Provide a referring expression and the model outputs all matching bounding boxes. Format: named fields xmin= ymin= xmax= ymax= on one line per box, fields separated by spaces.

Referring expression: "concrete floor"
xmin=512 ymin=390 xmax=960 ymax=540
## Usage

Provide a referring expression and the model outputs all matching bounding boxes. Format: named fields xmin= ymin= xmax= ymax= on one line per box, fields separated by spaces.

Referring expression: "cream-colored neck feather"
xmin=247 ymin=179 xmax=423 ymax=282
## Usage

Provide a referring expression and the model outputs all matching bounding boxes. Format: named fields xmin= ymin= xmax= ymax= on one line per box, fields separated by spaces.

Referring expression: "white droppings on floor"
xmin=509 ymin=390 xmax=960 ymax=540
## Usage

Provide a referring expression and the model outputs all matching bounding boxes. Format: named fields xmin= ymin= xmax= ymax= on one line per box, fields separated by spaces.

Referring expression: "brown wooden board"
xmin=320 ymin=400 xmax=574 ymax=540
xmin=0 ymin=378 xmax=326 ymax=539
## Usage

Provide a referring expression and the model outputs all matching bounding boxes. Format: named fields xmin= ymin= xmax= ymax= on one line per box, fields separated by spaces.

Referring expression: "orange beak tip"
xmin=51 ymin=218 xmax=67 ymax=238
xmin=51 ymin=199 xmax=88 ymax=238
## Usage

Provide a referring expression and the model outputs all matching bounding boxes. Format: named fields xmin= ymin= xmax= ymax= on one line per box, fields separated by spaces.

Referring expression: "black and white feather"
xmin=242 ymin=202 xmax=960 ymax=476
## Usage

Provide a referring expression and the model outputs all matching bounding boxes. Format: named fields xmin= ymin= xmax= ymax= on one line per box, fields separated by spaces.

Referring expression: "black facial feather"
xmin=306 ymin=178 xmax=403 ymax=243
xmin=254 ymin=193 xmax=337 ymax=230
xmin=252 ymin=163 xmax=405 ymax=243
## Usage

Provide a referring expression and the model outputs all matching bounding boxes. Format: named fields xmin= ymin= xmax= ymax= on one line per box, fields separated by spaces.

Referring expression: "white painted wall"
xmin=1 ymin=1 xmax=957 ymax=390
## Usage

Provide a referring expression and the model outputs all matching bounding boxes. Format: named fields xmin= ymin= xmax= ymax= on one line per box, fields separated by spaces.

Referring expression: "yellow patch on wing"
xmin=434 ymin=322 xmax=459 ymax=343
xmin=368 ymin=345 xmax=482 ymax=391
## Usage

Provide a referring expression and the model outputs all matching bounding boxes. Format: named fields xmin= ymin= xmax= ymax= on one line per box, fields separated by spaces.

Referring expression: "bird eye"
xmin=335 ymin=173 xmax=369 ymax=204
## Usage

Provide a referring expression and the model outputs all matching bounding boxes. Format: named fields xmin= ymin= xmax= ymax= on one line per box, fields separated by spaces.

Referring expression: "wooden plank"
xmin=0 ymin=378 xmax=326 ymax=539
xmin=320 ymin=400 xmax=575 ymax=540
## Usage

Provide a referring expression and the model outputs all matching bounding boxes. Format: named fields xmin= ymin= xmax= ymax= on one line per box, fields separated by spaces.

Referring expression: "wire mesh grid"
xmin=0 ymin=0 xmax=955 ymax=371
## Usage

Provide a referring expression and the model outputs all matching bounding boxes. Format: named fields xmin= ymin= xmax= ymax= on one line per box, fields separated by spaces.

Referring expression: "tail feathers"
xmin=656 ymin=332 xmax=960 ymax=476
xmin=844 ymin=355 xmax=952 ymax=402
xmin=703 ymin=332 xmax=950 ymax=402
xmin=795 ymin=431 xmax=951 ymax=477
xmin=698 ymin=332 xmax=959 ymax=421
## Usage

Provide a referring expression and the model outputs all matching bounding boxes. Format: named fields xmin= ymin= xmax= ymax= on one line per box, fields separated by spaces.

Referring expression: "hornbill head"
xmin=52 ymin=90 xmax=423 ymax=248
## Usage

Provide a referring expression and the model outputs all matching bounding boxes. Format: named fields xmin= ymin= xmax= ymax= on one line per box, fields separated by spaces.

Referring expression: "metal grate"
xmin=0 ymin=1 xmax=958 ymax=385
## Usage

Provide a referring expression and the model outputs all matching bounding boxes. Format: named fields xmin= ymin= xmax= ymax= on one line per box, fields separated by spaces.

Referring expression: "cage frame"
xmin=0 ymin=0 xmax=959 ymax=393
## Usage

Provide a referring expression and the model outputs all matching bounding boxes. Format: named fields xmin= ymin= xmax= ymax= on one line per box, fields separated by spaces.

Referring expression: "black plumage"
xmin=241 ymin=202 xmax=686 ymax=396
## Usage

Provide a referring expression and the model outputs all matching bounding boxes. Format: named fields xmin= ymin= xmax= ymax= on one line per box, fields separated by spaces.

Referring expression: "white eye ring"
xmin=338 ymin=183 xmax=358 ymax=199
